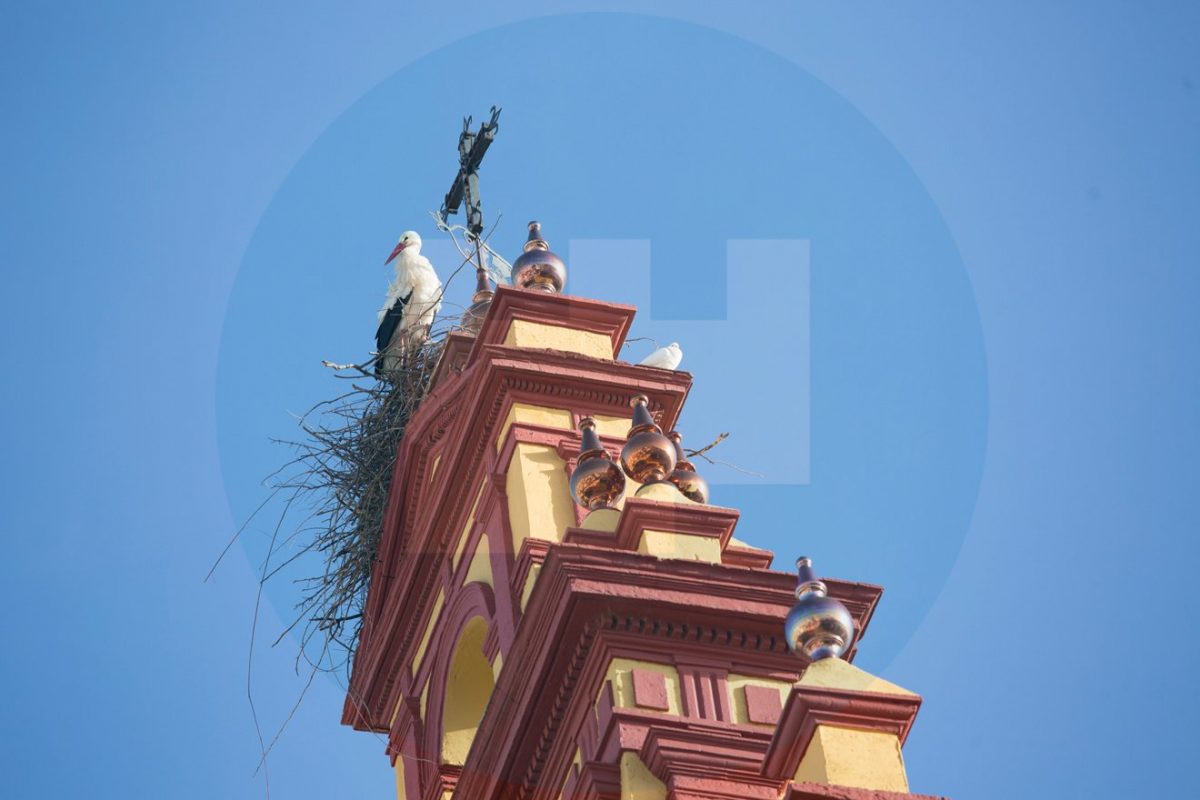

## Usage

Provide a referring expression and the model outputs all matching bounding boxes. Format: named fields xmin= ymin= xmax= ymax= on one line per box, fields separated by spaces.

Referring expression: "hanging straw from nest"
xmin=207 ymin=215 xmax=493 ymax=678
xmin=207 ymin=222 xmax=500 ymax=792
xmin=265 ymin=340 xmax=443 ymax=674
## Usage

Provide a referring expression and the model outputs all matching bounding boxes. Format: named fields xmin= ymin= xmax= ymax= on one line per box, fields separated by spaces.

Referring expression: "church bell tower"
xmin=343 ymin=228 xmax=949 ymax=800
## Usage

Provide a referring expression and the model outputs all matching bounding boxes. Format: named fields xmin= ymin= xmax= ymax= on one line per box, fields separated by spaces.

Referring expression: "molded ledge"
xmin=471 ymin=285 xmax=636 ymax=360
xmin=762 ymin=682 xmax=922 ymax=782
xmin=784 ymin=783 xmax=949 ymax=800
xmin=564 ymin=496 xmax=740 ymax=552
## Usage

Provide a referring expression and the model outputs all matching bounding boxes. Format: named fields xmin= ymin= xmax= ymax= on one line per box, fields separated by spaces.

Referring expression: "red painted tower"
xmin=344 ymin=233 xmax=948 ymax=799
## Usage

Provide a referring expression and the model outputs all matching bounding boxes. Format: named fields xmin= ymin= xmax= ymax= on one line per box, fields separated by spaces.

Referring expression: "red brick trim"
xmin=453 ymin=545 xmax=881 ymax=798
xmin=744 ymin=683 xmax=784 ymax=725
xmin=630 ymin=669 xmax=671 ymax=711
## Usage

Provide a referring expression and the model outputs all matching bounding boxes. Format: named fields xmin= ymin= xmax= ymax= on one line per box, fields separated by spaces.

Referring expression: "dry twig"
xmin=685 ymin=432 xmax=729 ymax=459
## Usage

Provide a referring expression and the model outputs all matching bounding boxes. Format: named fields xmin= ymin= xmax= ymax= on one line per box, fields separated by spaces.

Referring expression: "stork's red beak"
xmin=384 ymin=242 xmax=407 ymax=264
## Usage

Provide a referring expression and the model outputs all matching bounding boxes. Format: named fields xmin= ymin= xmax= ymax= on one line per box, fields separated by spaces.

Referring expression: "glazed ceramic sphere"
xmin=511 ymin=221 xmax=566 ymax=293
xmin=511 ymin=249 xmax=566 ymax=293
xmin=785 ymin=591 xmax=855 ymax=661
xmin=570 ymin=453 xmax=626 ymax=510
xmin=667 ymin=465 xmax=710 ymax=504
xmin=665 ymin=432 xmax=709 ymax=503
xmin=570 ymin=418 xmax=626 ymax=510
xmin=620 ymin=428 xmax=677 ymax=484
xmin=621 ymin=395 xmax=677 ymax=484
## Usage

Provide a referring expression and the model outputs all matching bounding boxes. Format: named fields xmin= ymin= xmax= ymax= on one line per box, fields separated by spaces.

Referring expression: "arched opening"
xmin=441 ymin=615 xmax=494 ymax=765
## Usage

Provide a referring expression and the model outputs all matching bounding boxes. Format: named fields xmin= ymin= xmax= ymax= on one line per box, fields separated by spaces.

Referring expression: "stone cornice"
xmin=471 ymin=285 xmax=637 ymax=357
xmin=762 ymin=684 xmax=923 ymax=782
xmin=564 ymin=496 xmax=741 ymax=553
xmin=454 ymin=543 xmax=882 ymax=798
xmin=785 ymin=784 xmax=948 ymax=800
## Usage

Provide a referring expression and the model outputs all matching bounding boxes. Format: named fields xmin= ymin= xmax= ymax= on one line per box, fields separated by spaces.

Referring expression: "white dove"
xmin=376 ymin=231 xmax=442 ymax=374
xmin=639 ymin=342 xmax=683 ymax=370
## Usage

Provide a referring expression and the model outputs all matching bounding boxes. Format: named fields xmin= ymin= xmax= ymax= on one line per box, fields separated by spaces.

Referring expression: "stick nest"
xmin=266 ymin=340 xmax=442 ymax=677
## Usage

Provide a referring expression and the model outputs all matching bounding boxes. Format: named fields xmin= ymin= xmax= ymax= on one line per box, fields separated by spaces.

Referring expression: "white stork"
xmin=376 ymin=231 xmax=442 ymax=374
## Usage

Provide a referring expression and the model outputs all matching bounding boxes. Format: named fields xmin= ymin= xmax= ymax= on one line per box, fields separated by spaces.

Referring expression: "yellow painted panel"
xmin=464 ymin=535 xmax=494 ymax=589
xmin=592 ymin=414 xmax=629 ymax=438
xmin=495 ymin=402 xmax=574 ymax=452
xmin=798 ymin=657 xmax=917 ymax=697
xmin=506 ymin=442 xmax=574 ymax=552
xmin=428 ymin=453 xmax=441 ymax=485
xmin=726 ymin=674 xmax=791 ymax=726
xmin=633 ymin=482 xmax=690 ymax=503
xmin=442 ymin=617 xmax=494 ymax=766
xmin=503 ymin=318 xmax=613 ymax=359
xmin=452 ymin=481 xmax=488 ymax=570
xmin=491 ymin=650 xmax=504 ymax=683
xmin=637 ymin=529 xmax=721 ymax=564
xmin=419 ymin=679 xmax=430 ymax=721
xmin=619 ymin=752 xmax=667 ymax=800
xmin=793 ymin=732 xmax=829 ymax=784
xmin=794 ymin=725 xmax=909 ymax=793
xmin=580 ymin=507 xmax=621 ymax=532
xmin=600 ymin=658 xmax=683 ymax=716
xmin=614 ymin=480 xmax=640 ymax=511
xmin=412 ymin=589 xmax=445 ymax=677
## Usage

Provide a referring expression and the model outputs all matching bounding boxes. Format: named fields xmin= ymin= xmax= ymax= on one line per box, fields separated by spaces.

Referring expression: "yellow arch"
xmin=441 ymin=615 xmax=495 ymax=766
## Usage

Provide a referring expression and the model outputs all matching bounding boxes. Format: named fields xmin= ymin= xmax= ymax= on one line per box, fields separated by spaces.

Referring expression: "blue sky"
xmin=2 ymin=3 xmax=1198 ymax=798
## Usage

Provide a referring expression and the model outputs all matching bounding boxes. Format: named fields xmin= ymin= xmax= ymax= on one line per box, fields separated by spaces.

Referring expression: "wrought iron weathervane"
xmin=440 ymin=106 xmax=502 ymax=332
xmin=440 ymin=106 xmax=501 ymax=240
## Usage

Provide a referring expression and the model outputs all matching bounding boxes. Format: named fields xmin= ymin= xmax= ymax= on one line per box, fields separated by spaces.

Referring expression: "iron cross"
xmin=441 ymin=106 xmax=501 ymax=240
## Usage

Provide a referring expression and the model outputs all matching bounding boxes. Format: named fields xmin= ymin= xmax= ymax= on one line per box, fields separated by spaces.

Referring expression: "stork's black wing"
xmin=375 ymin=291 xmax=411 ymax=352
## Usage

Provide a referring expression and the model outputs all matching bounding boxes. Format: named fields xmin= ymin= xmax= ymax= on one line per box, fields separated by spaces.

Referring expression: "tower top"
xmin=344 ymin=280 xmax=945 ymax=800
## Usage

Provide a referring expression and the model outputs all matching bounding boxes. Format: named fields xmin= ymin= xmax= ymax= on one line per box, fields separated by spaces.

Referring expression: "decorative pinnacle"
xmin=569 ymin=417 xmax=626 ymax=510
xmin=524 ymin=220 xmax=548 ymax=251
xmin=620 ymin=395 xmax=676 ymax=485
xmin=793 ymin=556 xmax=824 ymax=598
xmin=629 ymin=394 xmax=656 ymax=430
xmin=665 ymin=430 xmax=710 ymax=504
xmin=460 ymin=265 xmax=495 ymax=334
xmin=511 ymin=220 xmax=566 ymax=293
xmin=578 ymin=416 xmax=603 ymax=454
xmin=784 ymin=556 xmax=855 ymax=661
xmin=472 ymin=265 xmax=495 ymax=301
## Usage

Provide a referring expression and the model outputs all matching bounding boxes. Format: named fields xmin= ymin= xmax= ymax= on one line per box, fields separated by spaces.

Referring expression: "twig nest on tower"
xmin=569 ymin=417 xmax=626 ymax=510
xmin=784 ymin=557 xmax=856 ymax=661
xmin=511 ymin=220 xmax=566 ymax=293
xmin=620 ymin=395 xmax=677 ymax=485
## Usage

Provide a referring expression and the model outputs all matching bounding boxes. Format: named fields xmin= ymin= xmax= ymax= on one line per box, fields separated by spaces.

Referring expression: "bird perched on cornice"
xmin=376 ymin=231 xmax=442 ymax=374
xmin=639 ymin=342 xmax=683 ymax=371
